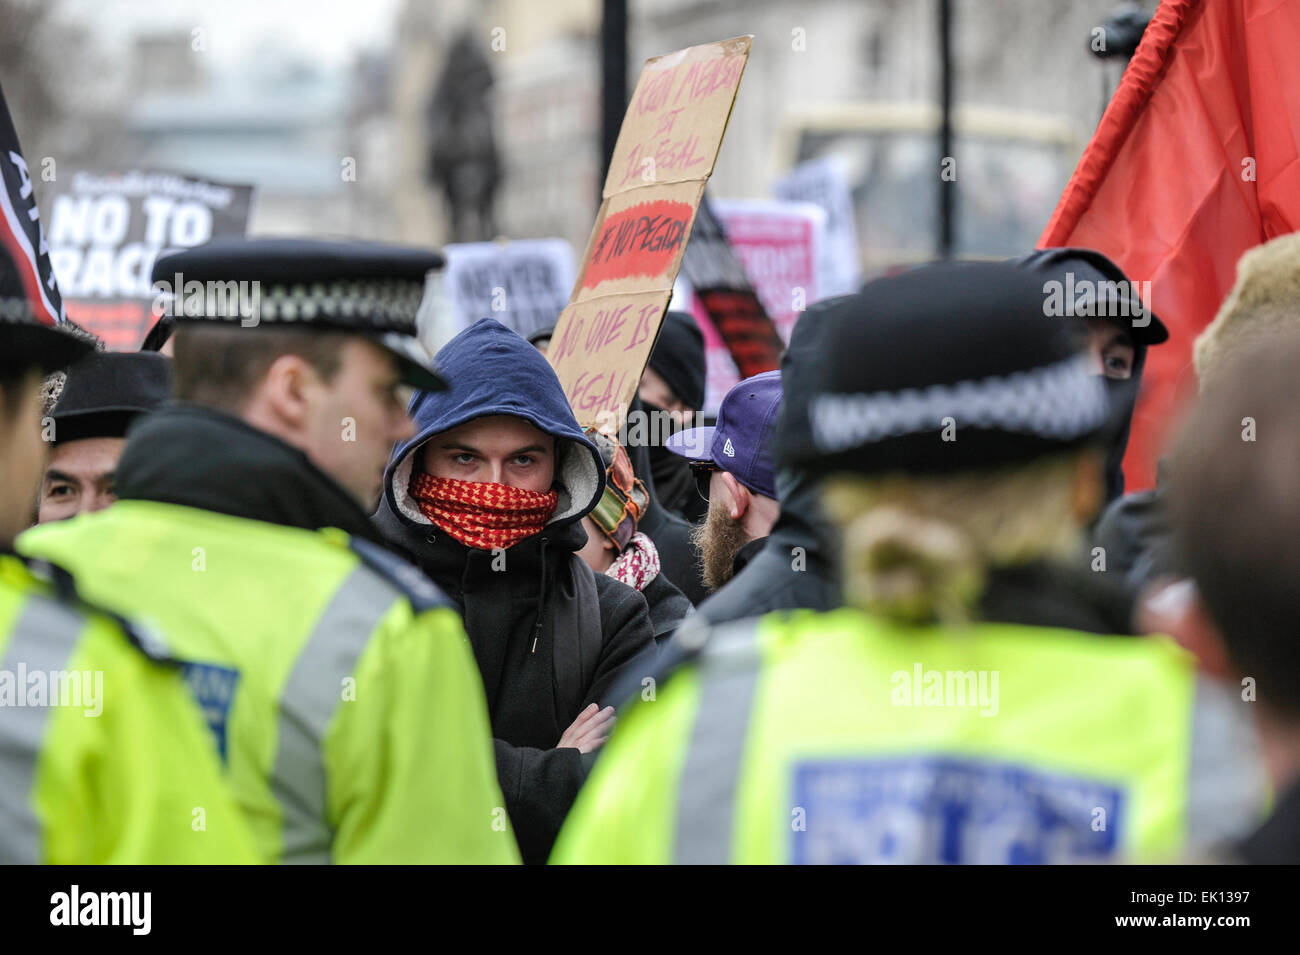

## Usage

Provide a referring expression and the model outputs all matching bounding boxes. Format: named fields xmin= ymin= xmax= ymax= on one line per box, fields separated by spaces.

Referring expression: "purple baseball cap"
xmin=665 ymin=370 xmax=782 ymax=499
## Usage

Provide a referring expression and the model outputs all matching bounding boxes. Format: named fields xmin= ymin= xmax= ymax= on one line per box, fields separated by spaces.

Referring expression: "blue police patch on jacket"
xmin=790 ymin=756 xmax=1123 ymax=864
xmin=180 ymin=662 xmax=240 ymax=762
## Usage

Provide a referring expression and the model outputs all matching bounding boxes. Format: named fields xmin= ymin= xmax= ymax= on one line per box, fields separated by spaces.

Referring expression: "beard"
xmin=690 ymin=495 xmax=752 ymax=592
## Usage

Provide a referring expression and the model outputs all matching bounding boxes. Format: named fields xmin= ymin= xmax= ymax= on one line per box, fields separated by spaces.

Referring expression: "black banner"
xmin=680 ymin=194 xmax=783 ymax=379
xmin=0 ymin=82 xmax=66 ymax=326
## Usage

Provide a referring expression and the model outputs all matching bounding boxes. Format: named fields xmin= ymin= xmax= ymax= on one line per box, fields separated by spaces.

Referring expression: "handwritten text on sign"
xmin=582 ymin=200 xmax=693 ymax=290
xmin=549 ymin=291 xmax=671 ymax=421
xmin=553 ymin=36 xmax=750 ymax=430
xmin=604 ymin=37 xmax=750 ymax=196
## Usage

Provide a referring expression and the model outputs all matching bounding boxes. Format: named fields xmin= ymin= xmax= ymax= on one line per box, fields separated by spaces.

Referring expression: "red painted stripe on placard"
xmin=581 ymin=200 xmax=693 ymax=290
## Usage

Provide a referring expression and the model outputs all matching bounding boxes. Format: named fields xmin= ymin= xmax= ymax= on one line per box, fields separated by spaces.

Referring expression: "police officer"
xmin=551 ymin=261 xmax=1264 ymax=864
xmin=38 ymin=350 xmax=171 ymax=522
xmin=0 ymin=242 xmax=256 ymax=863
xmin=21 ymin=237 xmax=519 ymax=864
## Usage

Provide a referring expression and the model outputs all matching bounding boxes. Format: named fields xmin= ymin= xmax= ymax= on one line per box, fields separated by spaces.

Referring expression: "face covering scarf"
xmin=409 ymin=473 xmax=558 ymax=550
xmin=607 ymin=531 xmax=661 ymax=592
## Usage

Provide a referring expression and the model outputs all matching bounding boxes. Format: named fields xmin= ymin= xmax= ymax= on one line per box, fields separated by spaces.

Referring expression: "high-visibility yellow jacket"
xmin=0 ymin=553 xmax=258 ymax=864
xmin=22 ymin=501 xmax=521 ymax=864
xmin=552 ymin=608 xmax=1263 ymax=864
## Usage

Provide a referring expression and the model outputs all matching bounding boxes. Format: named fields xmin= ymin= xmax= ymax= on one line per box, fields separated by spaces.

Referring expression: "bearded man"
xmin=666 ymin=371 xmax=782 ymax=592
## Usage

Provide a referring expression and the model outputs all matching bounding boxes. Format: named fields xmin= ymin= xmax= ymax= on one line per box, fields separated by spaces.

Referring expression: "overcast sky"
xmin=63 ymin=0 xmax=406 ymax=70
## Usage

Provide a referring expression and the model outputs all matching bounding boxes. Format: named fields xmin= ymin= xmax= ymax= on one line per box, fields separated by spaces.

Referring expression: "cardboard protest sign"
xmin=443 ymin=238 xmax=576 ymax=338
xmin=546 ymin=289 xmax=672 ymax=431
xmin=774 ymin=155 xmax=861 ymax=298
xmin=602 ymin=37 xmax=751 ymax=198
xmin=571 ymin=179 xmax=704 ymax=302
xmin=45 ymin=170 xmax=253 ymax=349
xmin=550 ymin=35 xmax=751 ymax=431
xmin=0 ymin=84 xmax=65 ymax=327
xmin=680 ymin=196 xmax=784 ymax=382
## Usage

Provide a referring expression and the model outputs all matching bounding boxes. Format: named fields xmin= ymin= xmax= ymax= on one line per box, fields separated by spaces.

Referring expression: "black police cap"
xmin=50 ymin=351 xmax=171 ymax=444
xmin=151 ymin=237 xmax=447 ymax=390
xmin=778 ymin=260 xmax=1110 ymax=478
xmin=1013 ymin=247 xmax=1169 ymax=346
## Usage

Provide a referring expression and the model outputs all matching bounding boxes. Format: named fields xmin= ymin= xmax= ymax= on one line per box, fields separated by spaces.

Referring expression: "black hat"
xmin=50 ymin=352 xmax=171 ymax=444
xmin=527 ymin=323 xmax=556 ymax=348
xmin=151 ymin=237 xmax=447 ymax=390
xmin=778 ymin=261 xmax=1109 ymax=477
xmin=1013 ymin=247 xmax=1169 ymax=345
xmin=647 ymin=310 xmax=706 ymax=410
xmin=0 ymin=240 xmax=93 ymax=375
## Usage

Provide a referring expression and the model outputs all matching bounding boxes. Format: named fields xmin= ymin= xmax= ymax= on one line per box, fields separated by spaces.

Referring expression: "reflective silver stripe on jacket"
xmin=0 ymin=595 xmax=87 ymax=864
xmin=673 ymin=620 xmax=764 ymax=865
xmin=271 ymin=566 xmax=397 ymax=864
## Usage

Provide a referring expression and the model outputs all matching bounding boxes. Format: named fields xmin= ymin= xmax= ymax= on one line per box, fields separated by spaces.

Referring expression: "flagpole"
xmin=937 ymin=0 xmax=954 ymax=260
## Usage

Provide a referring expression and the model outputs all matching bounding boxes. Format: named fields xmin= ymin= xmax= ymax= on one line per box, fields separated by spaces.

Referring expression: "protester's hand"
xmin=558 ymin=703 xmax=615 ymax=754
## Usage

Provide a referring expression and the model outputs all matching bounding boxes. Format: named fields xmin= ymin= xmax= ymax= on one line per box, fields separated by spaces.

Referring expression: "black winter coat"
xmin=373 ymin=319 xmax=657 ymax=864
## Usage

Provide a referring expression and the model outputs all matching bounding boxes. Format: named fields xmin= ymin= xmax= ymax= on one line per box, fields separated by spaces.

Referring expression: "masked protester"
xmin=552 ymin=261 xmax=1262 ymax=864
xmin=37 ymin=351 xmax=171 ymax=522
xmin=624 ymin=396 xmax=710 ymax=605
xmin=1013 ymin=248 xmax=1170 ymax=502
xmin=639 ymin=310 xmax=708 ymax=523
xmin=576 ymin=427 xmax=692 ymax=645
xmin=667 ymin=371 xmax=782 ymax=593
xmin=373 ymin=317 xmax=657 ymax=865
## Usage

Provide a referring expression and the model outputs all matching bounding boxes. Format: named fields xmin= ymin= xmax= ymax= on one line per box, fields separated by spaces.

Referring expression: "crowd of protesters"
xmin=3 ymin=222 xmax=1300 ymax=865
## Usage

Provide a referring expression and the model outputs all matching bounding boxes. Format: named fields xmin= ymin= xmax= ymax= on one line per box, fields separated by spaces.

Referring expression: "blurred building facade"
xmin=392 ymin=0 xmax=1135 ymax=271
xmin=18 ymin=0 xmax=1146 ymax=272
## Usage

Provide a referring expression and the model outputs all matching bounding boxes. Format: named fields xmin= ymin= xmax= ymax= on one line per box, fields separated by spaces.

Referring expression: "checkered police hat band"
xmin=809 ymin=354 xmax=1107 ymax=453
xmin=168 ymin=278 xmax=423 ymax=330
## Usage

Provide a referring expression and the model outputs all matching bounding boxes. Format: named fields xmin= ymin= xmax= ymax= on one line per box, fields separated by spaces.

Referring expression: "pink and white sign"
xmin=677 ymin=199 xmax=825 ymax=414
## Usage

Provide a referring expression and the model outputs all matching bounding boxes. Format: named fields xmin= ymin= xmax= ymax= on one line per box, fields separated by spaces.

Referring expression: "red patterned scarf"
xmin=409 ymin=473 xmax=558 ymax=550
xmin=607 ymin=532 xmax=661 ymax=592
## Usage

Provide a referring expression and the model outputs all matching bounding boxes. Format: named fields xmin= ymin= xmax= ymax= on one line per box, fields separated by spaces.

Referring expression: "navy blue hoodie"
xmin=373 ymin=318 xmax=656 ymax=864
xmin=382 ymin=317 xmax=607 ymax=531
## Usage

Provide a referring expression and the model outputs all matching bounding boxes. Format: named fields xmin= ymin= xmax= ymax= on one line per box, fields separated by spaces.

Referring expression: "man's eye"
xmin=1104 ymin=354 xmax=1132 ymax=377
xmin=46 ymin=485 xmax=74 ymax=498
xmin=453 ymin=453 xmax=475 ymax=465
xmin=513 ymin=456 xmax=535 ymax=467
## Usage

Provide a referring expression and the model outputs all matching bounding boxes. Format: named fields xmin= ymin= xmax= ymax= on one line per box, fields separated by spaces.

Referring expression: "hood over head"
xmin=381 ymin=317 xmax=605 ymax=533
xmin=1013 ymin=247 xmax=1165 ymax=502
xmin=646 ymin=311 xmax=706 ymax=411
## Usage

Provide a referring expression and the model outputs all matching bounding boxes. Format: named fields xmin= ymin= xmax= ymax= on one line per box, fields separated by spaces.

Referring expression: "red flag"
xmin=1040 ymin=0 xmax=1300 ymax=491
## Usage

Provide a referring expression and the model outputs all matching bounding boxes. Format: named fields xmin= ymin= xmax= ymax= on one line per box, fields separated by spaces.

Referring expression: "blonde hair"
xmin=822 ymin=454 xmax=1088 ymax=626
xmin=1195 ymin=233 xmax=1300 ymax=392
